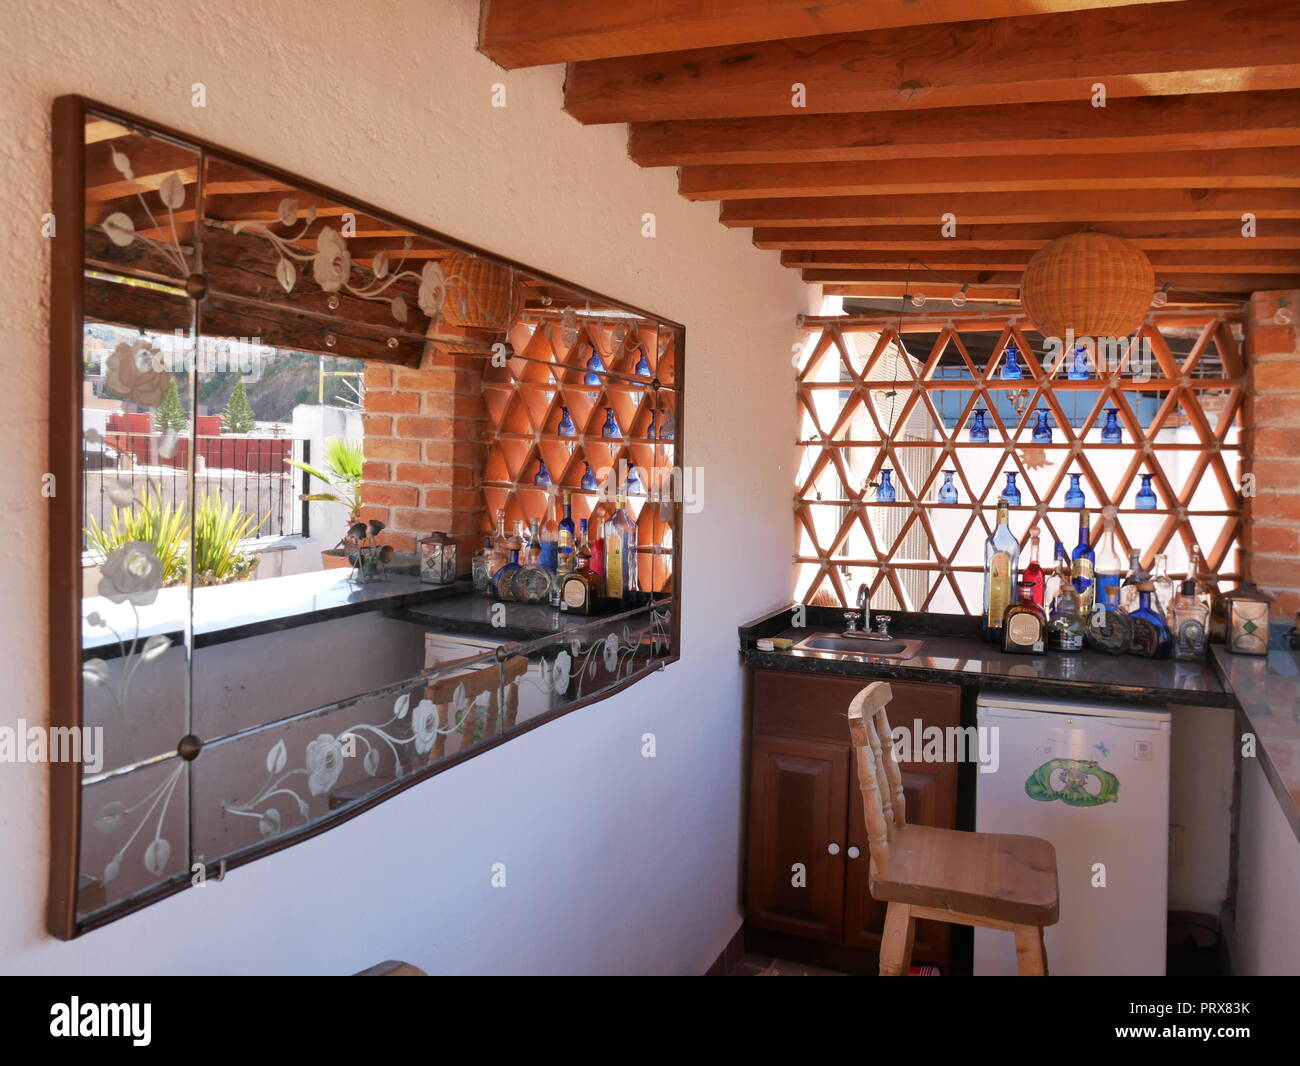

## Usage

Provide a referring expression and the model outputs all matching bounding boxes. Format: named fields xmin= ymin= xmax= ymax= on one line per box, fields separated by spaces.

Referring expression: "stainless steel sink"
xmin=793 ymin=633 xmax=923 ymax=660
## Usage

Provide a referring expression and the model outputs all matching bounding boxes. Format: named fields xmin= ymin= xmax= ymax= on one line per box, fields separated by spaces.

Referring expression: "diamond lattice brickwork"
xmin=482 ymin=314 xmax=678 ymax=594
xmin=794 ymin=311 xmax=1245 ymax=612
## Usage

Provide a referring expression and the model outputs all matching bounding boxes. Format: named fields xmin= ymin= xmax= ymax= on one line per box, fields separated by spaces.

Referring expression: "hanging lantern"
xmin=1019 ymin=231 xmax=1154 ymax=341
xmin=441 ymin=252 xmax=522 ymax=332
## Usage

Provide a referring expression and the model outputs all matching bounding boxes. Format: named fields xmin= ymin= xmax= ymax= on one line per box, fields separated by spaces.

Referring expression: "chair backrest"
xmin=846 ymin=681 xmax=906 ymax=876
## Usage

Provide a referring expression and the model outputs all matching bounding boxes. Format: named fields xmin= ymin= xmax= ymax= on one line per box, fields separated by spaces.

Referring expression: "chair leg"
xmin=1013 ymin=925 xmax=1048 ymax=976
xmin=878 ymin=902 xmax=916 ymax=976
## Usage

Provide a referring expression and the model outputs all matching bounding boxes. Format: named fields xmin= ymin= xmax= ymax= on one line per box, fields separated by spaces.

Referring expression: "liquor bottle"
xmin=491 ymin=509 xmax=509 ymax=573
xmin=1095 ymin=513 xmax=1125 ymax=609
xmin=1002 ymin=581 xmax=1047 ymax=655
xmin=558 ymin=542 xmax=598 ymax=615
xmin=1022 ymin=530 xmax=1046 ymax=606
xmin=969 ymin=408 xmax=989 ymax=442
xmin=1070 ymin=509 xmax=1096 ymax=615
xmin=557 ymin=406 xmax=577 ymax=437
xmin=512 ymin=554 xmax=555 ymax=605
xmin=1189 ymin=546 xmax=1227 ymax=642
xmin=1048 ymin=585 xmax=1085 ymax=653
xmin=534 ymin=458 xmax=552 ymax=487
xmin=581 ymin=461 xmax=597 ymax=491
xmin=1044 ymin=539 xmax=1070 ymax=606
xmin=492 ymin=533 xmax=523 ymax=601
xmin=1119 ymin=550 xmax=1149 ymax=613
xmin=556 ymin=490 xmax=576 ymax=574
xmin=1001 ymin=472 xmax=1021 ymax=507
xmin=1128 ymin=583 xmax=1173 ymax=659
xmin=982 ymin=498 xmax=1020 ymax=643
xmin=1064 ymin=473 xmax=1085 ymax=510
xmin=540 ymin=497 xmax=559 ymax=570
xmin=471 ymin=535 xmax=497 ymax=596
xmin=526 ymin=518 xmax=540 ymax=559
xmin=1170 ymin=579 xmax=1210 ymax=662
xmin=603 ymin=492 xmax=638 ymax=608
xmin=1150 ymin=553 xmax=1174 ymax=621
xmin=601 ymin=407 xmax=621 ymax=439
xmin=587 ymin=509 xmax=606 ymax=589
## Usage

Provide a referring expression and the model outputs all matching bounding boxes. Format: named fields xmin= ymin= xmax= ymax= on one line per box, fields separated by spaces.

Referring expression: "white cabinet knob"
xmin=827 ymin=842 xmax=840 ymax=855
xmin=847 ymin=846 xmax=861 ymax=859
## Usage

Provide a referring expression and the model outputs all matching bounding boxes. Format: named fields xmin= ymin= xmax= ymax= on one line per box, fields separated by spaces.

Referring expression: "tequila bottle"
xmin=1070 ymin=509 xmax=1096 ymax=614
xmin=1048 ymin=585 xmax=1085 ymax=652
xmin=1095 ymin=514 xmax=1125 ymax=609
xmin=492 ymin=535 xmax=523 ymax=601
xmin=540 ymin=497 xmax=559 ymax=570
xmin=982 ymin=498 xmax=1020 ymax=643
xmin=1170 ymin=580 xmax=1210 ymax=662
xmin=471 ymin=535 xmax=497 ymax=596
xmin=1120 ymin=550 xmax=1150 ymax=613
xmin=558 ymin=541 xmax=598 ymax=615
xmin=1022 ymin=530 xmax=1046 ymax=606
xmin=556 ymin=490 xmax=576 ymax=574
xmin=1128 ymin=584 xmax=1173 ymax=659
xmin=1045 ymin=539 xmax=1070 ymax=607
xmin=1002 ymin=581 xmax=1047 ymax=655
xmin=1150 ymin=554 xmax=1174 ymax=621
xmin=603 ymin=492 xmax=638 ymax=608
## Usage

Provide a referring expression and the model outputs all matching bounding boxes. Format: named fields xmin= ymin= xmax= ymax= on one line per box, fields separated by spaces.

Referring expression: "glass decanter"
xmin=876 ymin=469 xmax=897 ymax=503
xmin=1135 ymin=473 xmax=1157 ymax=510
xmin=1001 ymin=471 xmax=1021 ymax=506
xmin=1064 ymin=472 xmax=1085 ymax=509
xmin=1000 ymin=343 xmax=1024 ymax=380
xmin=584 ymin=347 xmax=604 ymax=386
xmin=1067 ymin=343 xmax=1092 ymax=381
xmin=1101 ymin=408 xmax=1122 ymax=443
xmin=601 ymin=407 xmax=621 ymax=438
xmin=938 ymin=469 xmax=959 ymax=504
xmin=557 ymin=405 xmax=576 ymax=437
xmin=1032 ymin=410 xmax=1052 ymax=443
xmin=580 ymin=460 xmax=597 ymax=491
xmin=534 ymin=458 xmax=552 ymax=486
xmin=969 ymin=408 xmax=989 ymax=442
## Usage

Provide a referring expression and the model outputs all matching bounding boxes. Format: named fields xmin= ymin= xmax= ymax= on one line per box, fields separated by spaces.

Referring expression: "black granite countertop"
xmin=390 ymin=596 xmax=563 ymax=641
xmin=739 ymin=605 xmax=1232 ymax=709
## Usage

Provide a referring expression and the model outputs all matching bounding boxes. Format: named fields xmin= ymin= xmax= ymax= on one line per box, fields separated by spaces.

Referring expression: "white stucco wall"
xmin=0 ymin=0 xmax=807 ymax=974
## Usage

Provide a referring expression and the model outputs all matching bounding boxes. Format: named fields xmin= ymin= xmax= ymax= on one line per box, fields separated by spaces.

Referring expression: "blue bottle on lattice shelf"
xmin=938 ymin=470 xmax=959 ymax=504
xmin=1064 ymin=473 xmax=1086 ymax=510
xmin=876 ymin=469 xmax=897 ymax=503
xmin=1000 ymin=342 xmax=1024 ymax=380
xmin=1101 ymin=408 xmax=1123 ymax=443
xmin=1135 ymin=473 xmax=1158 ymax=510
xmin=534 ymin=458 xmax=552 ymax=487
xmin=969 ymin=408 xmax=990 ymax=442
xmin=1032 ymin=410 xmax=1052 ymax=443
xmin=1001 ymin=471 xmax=1021 ymax=506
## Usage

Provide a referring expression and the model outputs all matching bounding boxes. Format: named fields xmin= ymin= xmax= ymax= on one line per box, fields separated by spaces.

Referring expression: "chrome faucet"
xmin=856 ymin=583 xmax=871 ymax=634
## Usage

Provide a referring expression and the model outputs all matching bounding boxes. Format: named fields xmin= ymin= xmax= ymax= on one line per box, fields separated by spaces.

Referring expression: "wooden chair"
xmin=846 ymin=682 xmax=1059 ymax=976
xmin=425 ymin=654 xmax=529 ymax=760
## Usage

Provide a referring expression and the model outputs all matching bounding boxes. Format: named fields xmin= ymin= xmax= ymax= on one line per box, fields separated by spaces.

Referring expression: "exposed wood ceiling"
xmin=479 ymin=0 xmax=1300 ymax=307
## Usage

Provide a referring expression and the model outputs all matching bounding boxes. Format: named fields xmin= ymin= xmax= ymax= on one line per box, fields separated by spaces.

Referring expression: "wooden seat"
xmin=847 ymin=681 xmax=1060 ymax=976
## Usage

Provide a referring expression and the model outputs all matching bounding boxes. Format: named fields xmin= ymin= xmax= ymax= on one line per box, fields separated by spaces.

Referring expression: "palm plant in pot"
xmin=286 ymin=436 xmax=366 ymax=569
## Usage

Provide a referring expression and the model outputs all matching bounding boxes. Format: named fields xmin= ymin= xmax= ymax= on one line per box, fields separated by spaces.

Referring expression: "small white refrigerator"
xmin=974 ymin=694 xmax=1171 ymax=976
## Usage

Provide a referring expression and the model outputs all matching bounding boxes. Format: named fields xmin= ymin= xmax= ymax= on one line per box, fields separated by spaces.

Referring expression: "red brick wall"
xmin=359 ymin=355 xmax=487 ymax=568
xmin=1243 ymin=288 xmax=1300 ymax=621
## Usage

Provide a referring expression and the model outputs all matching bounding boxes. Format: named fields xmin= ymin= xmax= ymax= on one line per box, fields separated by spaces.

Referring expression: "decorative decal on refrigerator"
xmin=1024 ymin=759 xmax=1120 ymax=807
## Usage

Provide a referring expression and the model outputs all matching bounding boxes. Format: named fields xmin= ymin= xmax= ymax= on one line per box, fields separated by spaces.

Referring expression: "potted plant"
xmin=286 ymin=436 xmax=366 ymax=569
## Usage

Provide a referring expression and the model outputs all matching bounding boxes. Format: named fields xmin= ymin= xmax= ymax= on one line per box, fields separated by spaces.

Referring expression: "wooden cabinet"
xmin=746 ymin=668 xmax=961 ymax=966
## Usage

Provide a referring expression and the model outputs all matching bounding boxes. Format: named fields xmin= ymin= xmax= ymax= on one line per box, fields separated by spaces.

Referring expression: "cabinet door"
xmin=746 ymin=735 xmax=849 ymax=942
xmin=843 ymin=681 xmax=960 ymax=963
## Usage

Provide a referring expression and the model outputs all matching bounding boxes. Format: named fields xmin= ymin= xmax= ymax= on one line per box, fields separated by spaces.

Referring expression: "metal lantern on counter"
xmin=1224 ymin=585 xmax=1273 ymax=656
xmin=418 ymin=531 xmax=457 ymax=585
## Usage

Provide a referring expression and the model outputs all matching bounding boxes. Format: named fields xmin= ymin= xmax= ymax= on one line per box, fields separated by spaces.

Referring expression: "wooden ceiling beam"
xmin=478 ymin=0 xmax=1183 ymax=69
xmin=565 ymin=0 xmax=1300 ymax=123
xmin=752 ymin=221 xmax=1300 ymax=251
xmin=681 ymin=147 xmax=1300 ymax=200
xmin=802 ymin=268 xmax=1297 ymax=293
xmin=782 ymin=250 xmax=1300 ymax=273
xmin=722 ymin=188 xmax=1300 ymax=227
xmin=629 ymin=89 xmax=1300 ymax=166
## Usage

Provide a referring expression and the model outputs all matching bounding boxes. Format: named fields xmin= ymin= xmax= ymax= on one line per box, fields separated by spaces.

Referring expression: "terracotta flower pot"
xmin=321 ymin=549 xmax=352 ymax=570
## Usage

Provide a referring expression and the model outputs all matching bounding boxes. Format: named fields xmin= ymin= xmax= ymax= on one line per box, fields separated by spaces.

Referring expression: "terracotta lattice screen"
xmin=794 ymin=310 xmax=1245 ymax=613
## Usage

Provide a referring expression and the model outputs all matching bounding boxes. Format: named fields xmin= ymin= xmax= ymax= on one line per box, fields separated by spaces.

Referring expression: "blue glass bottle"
xmin=969 ymin=408 xmax=989 ymax=442
xmin=584 ymin=347 xmax=604 ymax=386
xmin=1071 ymin=510 xmax=1095 ymax=608
xmin=877 ymin=469 xmax=897 ymax=503
xmin=1032 ymin=410 xmax=1052 ymax=443
xmin=1001 ymin=471 xmax=1021 ymax=507
xmin=659 ymin=412 xmax=675 ymax=441
xmin=1064 ymin=473 xmax=1085 ymax=510
xmin=1135 ymin=473 xmax=1157 ymax=511
xmin=534 ymin=458 xmax=552 ymax=487
xmin=1129 ymin=588 xmax=1173 ymax=659
xmin=493 ymin=544 xmax=521 ymax=600
xmin=1101 ymin=408 xmax=1122 ymax=443
xmin=1000 ymin=342 xmax=1023 ymax=380
xmin=938 ymin=469 xmax=958 ymax=504
xmin=601 ymin=407 xmax=621 ymax=438
xmin=557 ymin=405 xmax=576 ymax=437
xmin=1068 ymin=343 xmax=1092 ymax=381
xmin=646 ymin=411 xmax=658 ymax=440
xmin=580 ymin=461 xmax=597 ymax=491
xmin=634 ymin=346 xmax=651 ymax=377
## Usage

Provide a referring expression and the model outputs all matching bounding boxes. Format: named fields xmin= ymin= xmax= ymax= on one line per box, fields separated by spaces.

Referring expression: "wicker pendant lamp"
xmin=441 ymin=252 xmax=523 ymax=332
xmin=1019 ymin=231 xmax=1155 ymax=340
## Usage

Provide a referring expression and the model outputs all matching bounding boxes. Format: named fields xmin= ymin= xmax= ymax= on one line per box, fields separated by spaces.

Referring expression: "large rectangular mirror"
xmin=50 ymin=97 xmax=684 ymax=937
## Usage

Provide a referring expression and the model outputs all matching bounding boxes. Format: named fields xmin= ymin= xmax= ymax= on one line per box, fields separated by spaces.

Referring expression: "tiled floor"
xmin=729 ymin=953 xmax=846 ymax=976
